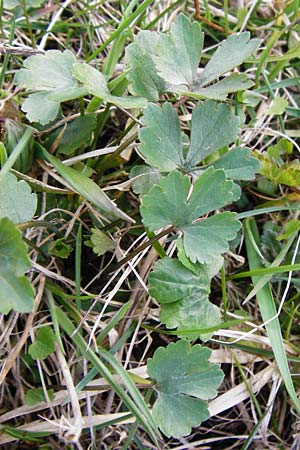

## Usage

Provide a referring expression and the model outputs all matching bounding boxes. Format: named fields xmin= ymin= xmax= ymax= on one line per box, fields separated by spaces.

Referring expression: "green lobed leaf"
xmin=139 ymin=103 xmax=183 ymax=171
xmin=72 ymin=63 xmax=147 ymax=109
xmin=141 ymin=170 xmax=240 ymax=263
xmin=196 ymin=32 xmax=260 ymax=87
xmin=186 ymin=101 xmax=240 ymax=166
xmin=14 ymin=50 xmax=80 ymax=124
xmin=0 ymin=172 xmax=37 ymax=223
xmin=90 ymin=228 xmax=115 ymax=256
xmin=149 ymin=258 xmax=220 ymax=340
xmin=0 ymin=217 xmax=31 ymax=276
xmin=182 ymin=213 xmax=241 ymax=264
xmin=149 ymin=258 xmax=210 ymax=305
xmin=125 ymin=31 xmax=166 ymax=101
xmin=37 ymin=145 xmax=134 ymax=223
xmin=29 ymin=326 xmax=56 ymax=360
xmin=15 ymin=50 xmax=77 ymax=91
xmin=0 ymin=269 xmax=35 ymax=314
xmin=211 ymin=147 xmax=260 ymax=180
xmin=189 ymin=73 xmax=254 ymax=101
xmin=153 ymin=13 xmax=203 ymax=88
xmin=160 ymin=296 xmax=220 ymax=340
xmin=20 ymin=92 xmax=60 ymax=126
xmin=147 ymin=340 xmax=224 ymax=437
xmin=0 ymin=218 xmax=34 ymax=313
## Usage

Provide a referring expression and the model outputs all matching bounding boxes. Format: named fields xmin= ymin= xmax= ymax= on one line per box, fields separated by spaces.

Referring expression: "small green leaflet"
xmin=24 ymin=388 xmax=54 ymax=406
xmin=153 ymin=13 xmax=203 ymax=88
xmin=125 ymin=31 xmax=166 ymax=101
xmin=89 ymin=228 xmax=115 ymax=256
xmin=29 ymin=326 xmax=56 ymax=360
xmin=149 ymin=258 xmax=220 ymax=340
xmin=37 ymin=145 xmax=134 ymax=223
xmin=125 ymin=13 xmax=260 ymax=101
xmin=196 ymin=32 xmax=260 ymax=87
xmin=0 ymin=218 xmax=34 ymax=314
xmin=0 ymin=172 xmax=37 ymax=223
xmin=138 ymin=101 xmax=257 ymax=176
xmin=14 ymin=50 xmax=86 ymax=125
xmin=141 ymin=169 xmax=241 ymax=263
xmin=147 ymin=340 xmax=224 ymax=437
xmin=211 ymin=147 xmax=260 ymax=180
xmin=72 ymin=63 xmax=147 ymax=109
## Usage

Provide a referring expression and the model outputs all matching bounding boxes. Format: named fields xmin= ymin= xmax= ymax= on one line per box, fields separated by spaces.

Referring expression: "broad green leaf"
xmin=45 ymin=115 xmax=97 ymax=155
xmin=90 ymin=228 xmax=115 ymax=256
xmin=147 ymin=340 xmax=224 ymax=437
xmin=149 ymin=258 xmax=220 ymax=340
xmin=160 ymin=296 xmax=220 ymax=340
xmin=24 ymin=388 xmax=54 ymax=406
xmin=154 ymin=13 xmax=203 ymax=87
xmin=139 ymin=103 xmax=183 ymax=171
xmin=141 ymin=170 xmax=240 ymax=263
xmin=0 ymin=269 xmax=35 ymax=314
xmin=0 ymin=172 xmax=37 ymax=223
xmin=0 ymin=218 xmax=34 ymax=314
xmin=187 ymin=167 xmax=234 ymax=219
xmin=38 ymin=145 xmax=134 ymax=223
xmin=29 ymin=326 xmax=56 ymax=360
xmin=14 ymin=50 xmax=81 ymax=124
xmin=130 ymin=165 xmax=161 ymax=196
xmin=125 ymin=31 xmax=166 ymax=101
xmin=186 ymin=101 xmax=240 ymax=166
xmin=141 ymin=171 xmax=190 ymax=229
xmin=0 ymin=217 xmax=31 ymax=276
xmin=197 ymin=32 xmax=260 ymax=87
xmin=21 ymin=92 xmax=60 ymax=125
xmin=183 ymin=213 xmax=241 ymax=264
xmin=189 ymin=73 xmax=254 ymax=101
xmin=176 ymin=238 xmax=224 ymax=278
xmin=72 ymin=63 xmax=147 ymax=109
xmin=265 ymin=97 xmax=288 ymax=115
xmin=15 ymin=50 xmax=77 ymax=91
xmin=149 ymin=258 xmax=210 ymax=305
xmin=212 ymin=147 xmax=260 ymax=180
xmin=125 ymin=15 xmax=259 ymax=101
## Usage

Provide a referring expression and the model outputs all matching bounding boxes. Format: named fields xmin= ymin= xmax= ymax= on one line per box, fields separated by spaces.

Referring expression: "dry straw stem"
xmin=0 ymin=362 xmax=274 ymax=445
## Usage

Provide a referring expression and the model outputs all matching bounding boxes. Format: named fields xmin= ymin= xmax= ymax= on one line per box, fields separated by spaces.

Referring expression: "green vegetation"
xmin=1 ymin=1 xmax=300 ymax=448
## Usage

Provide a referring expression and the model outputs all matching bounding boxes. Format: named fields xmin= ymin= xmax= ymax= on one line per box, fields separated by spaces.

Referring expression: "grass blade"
xmin=55 ymin=305 xmax=158 ymax=443
xmin=244 ymin=217 xmax=300 ymax=415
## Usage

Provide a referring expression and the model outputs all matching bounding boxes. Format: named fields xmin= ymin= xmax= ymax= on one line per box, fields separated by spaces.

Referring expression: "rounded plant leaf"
xmin=139 ymin=103 xmax=183 ymax=172
xmin=147 ymin=340 xmax=224 ymax=437
xmin=0 ymin=172 xmax=37 ymax=224
xmin=149 ymin=257 xmax=210 ymax=305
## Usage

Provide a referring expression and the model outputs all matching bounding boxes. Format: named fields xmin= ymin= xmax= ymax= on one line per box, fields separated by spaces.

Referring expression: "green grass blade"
xmin=55 ymin=306 xmax=158 ymax=443
xmin=244 ymin=217 xmax=300 ymax=415
xmin=0 ymin=127 xmax=34 ymax=180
